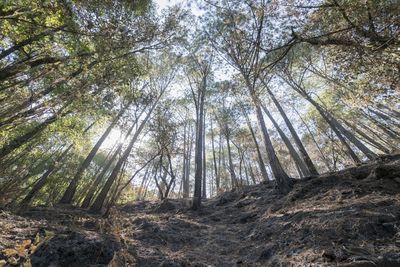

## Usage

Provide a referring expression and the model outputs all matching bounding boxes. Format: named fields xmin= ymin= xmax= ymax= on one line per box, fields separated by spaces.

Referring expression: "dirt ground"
xmin=1 ymin=156 xmax=400 ymax=266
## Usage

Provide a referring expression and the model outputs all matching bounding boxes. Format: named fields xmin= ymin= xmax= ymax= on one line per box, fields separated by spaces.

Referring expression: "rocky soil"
xmin=1 ymin=156 xmax=400 ymax=266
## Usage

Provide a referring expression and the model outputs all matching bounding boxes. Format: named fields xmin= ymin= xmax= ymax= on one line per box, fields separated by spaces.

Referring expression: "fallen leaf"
xmin=34 ymin=233 xmax=40 ymax=245
xmin=2 ymin=248 xmax=17 ymax=257
xmin=23 ymin=259 xmax=32 ymax=267
xmin=8 ymin=256 xmax=18 ymax=265
xmin=22 ymin=240 xmax=32 ymax=249
xmin=15 ymin=246 xmax=28 ymax=258
xmin=30 ymin=245 xmax=37 ymax=253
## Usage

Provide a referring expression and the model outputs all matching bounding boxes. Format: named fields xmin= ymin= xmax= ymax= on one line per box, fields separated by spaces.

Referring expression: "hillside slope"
xmin=1 ymin=156 xmax=400 ymax=266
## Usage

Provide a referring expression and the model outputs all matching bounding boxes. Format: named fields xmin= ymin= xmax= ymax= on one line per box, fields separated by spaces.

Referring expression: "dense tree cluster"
xmin=0 ymin=0 xmax=398 ymax=213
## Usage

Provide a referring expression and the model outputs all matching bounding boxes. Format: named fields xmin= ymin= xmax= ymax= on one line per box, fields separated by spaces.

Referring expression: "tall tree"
xmin=186 ymin=49 xmax=213 ymax=210
xmin=59 ymin=99 xmax=134 ymax=204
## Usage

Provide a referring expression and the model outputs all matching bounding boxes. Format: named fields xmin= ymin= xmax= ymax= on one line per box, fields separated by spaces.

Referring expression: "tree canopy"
xmin=0 ymin=0 xmax=399 ymax=212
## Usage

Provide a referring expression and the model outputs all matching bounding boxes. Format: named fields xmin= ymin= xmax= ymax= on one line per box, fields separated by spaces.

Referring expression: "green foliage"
xmin=0 ymin=0 xmax=398 ymax=208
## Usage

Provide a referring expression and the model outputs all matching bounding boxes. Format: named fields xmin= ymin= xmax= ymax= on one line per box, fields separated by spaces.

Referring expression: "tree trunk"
xmin=243 ymin=157 xmax=250 ymax=185
xmin=225 ymin=133 xmax=238 ymax=189
xmin=90 ymin=95 xmax=160 ymax=213
xmin=291 ymin=90 xmax=362 ymax=164
xmin=293 ymin=107 xmax=333 ymax=171
xmin=81 ymin=145 xmax=122 ymax=208
xmin=246 ymin=79 xmax=292 ymax=194
xmin=106 ymin=155 xmax=155 ymax=215
xmin=202 ymin=111 xmax=207 ymax=199
xmin=240 ymin=104 xmax=270 ymax=181
xmin=247 ymin=159 xmax=257 ymax=184
xmin=265 ymin=86 xmax=319 ymax=175
xmin=210 ymin=119 xmax=220 ymax=190
xmin=183 ymin=123 xmax=193 ymax=198
xmin=360 ymin=121 xmax=398 ymax=151
xmin=0 ymin=111 xmax=64 ymax=161
xmin=19 ymin=144 xmax=73 ymax=208
xmin=284 ymin=78 xmax=376 ymax=161
xmin=218 ymin=131 xmax=223 ymax=190
xmin=326 ymin=110 xmax=377 ymax=160
xmin=376 ymin=103 xmax=400 ymax=119
xmin=342 ymin=119 xmax=390 ymax=154
xmin=368 ymin=107 xmax=400 ymax=128
xmin=59 ymin=101 xmax=131 ymax=204
xmin=362 ymin=110 xmax=400 ymax=139
xmin=136 ymin=165 xmax=151 ymax=200
xmin=0 ymin=27 xmax=64 ymax=61
xmin=261 ymin=103 xmax=309 ymax=177
xmin=192 ymin=90 xmax=204 ymax=210
xmin=181 ymin=122 xmax=187 ymax=197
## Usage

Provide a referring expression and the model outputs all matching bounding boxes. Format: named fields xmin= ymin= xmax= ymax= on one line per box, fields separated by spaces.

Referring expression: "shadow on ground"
xmin=1 ymin=156 xmax=400 ymax=266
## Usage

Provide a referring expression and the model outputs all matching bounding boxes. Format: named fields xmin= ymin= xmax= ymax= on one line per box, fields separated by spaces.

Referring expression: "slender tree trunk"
xmin=2 ymin=145 xmax=59 ymax=192
xmin=326 ymin=110 xmax=377 ymax=159
xmin=225 ymin=133 xmax=238 ymax=189
xmin=202 ymin=111 xmax=207 ymax=199
xmin=362 ymin=110 xmax=400 ymax=139
xmin=342 ymin=119 xmax=390 ymax=154
xmin=181 ymin=122 xmax=187 ymax=197
xmin=222 ymin=135 xmax=228 ymax=188
xmin=237 ymin=146 xmax=244 ymax=186
xmin=264 ymin=86 xmax=318 ymax=175
xmin=243 ymin=157 xmax=250 ymax=185
xmin=0 ymin=109 xmax=66 ymax=161
xmin=299 ymin=93 xmax=362 ymax=164
xmin=59 ymin=101 xmax=131 ymax=204
xmin=246 ymin=78 xmax=292 ymax=193
xmin=19 ymin=144 xmax=73 ymax=208
xmin=368 ymin=107 xmax=400 ymax=128
xmin=360 ymin=121 xmax=398 ymax=150
xmin=154 ymin=159 xmax=166 ymax=200
xmin=76 ymin=142 xmax=117 ymax=205
xmin=81 ymin=145 xmax=122 ymax=208
xmin=255 ymin=101 xmax=292 ymax=193
xmin=163 ymin=151 xmax=176 ymax=199
xmin=376 ymin=103 xmax=400 ymax=119
xmin=0 ymin=27 xmax=64 ymax=61
xmin=209 ymin=166 xmax=214 ymax=197
xmin=90 ymin=95 xmax=160 ymax=213
xmin=184 ymin=125 xmax=193 ymax=198
xmin=284 ymin=78 xmax=376 ymax=161
xmin=218 ymin=131 xmax=223 ymax=190
xmin=157 ymin=168 xmax=168 ymax=200
xmin=248 ymin=159 xmax=256 ymax=184
xmin=136 ymin=165 xmax=151 ymax=201
xmin=260 ymin=103 xmax=309 ymax=177
xmin=192 ymin=90 xmax=204 ymax=210
xmin=240 ymin=104 xmax=270 ymax=181
xmin=293 ymin=107 xmax=333 ymax=172
xmin=106 ymin=155 xmax=155 ymax=215
xmin=210 ymin=119 xmax=220 ymax=190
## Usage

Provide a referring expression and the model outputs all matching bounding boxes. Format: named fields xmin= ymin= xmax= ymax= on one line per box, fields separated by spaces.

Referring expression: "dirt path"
xmin=109 ymin=157 xmax=400 ymax=266
xmin=1 ymin=157 xmax=400 ymax=266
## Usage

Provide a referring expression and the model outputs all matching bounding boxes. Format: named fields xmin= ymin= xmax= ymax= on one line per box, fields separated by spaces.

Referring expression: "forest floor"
xmin=1 ymin=156 xmax=400 ymax=267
